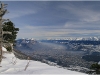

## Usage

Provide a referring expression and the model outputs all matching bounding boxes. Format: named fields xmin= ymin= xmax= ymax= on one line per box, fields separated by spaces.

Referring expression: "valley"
xmin=14 ymin=37 xmax=100 ymax=73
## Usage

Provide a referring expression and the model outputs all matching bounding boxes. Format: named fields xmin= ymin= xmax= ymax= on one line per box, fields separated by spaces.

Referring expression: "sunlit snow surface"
xmin=0 ymin=47 xmax=87 ymax=75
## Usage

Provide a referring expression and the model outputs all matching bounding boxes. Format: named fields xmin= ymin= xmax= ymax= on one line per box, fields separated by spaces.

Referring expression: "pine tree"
xmin=3 ymin=21 xmax=19 ymax=45
xmin=89 ymin=63 xmax=100 ymax=74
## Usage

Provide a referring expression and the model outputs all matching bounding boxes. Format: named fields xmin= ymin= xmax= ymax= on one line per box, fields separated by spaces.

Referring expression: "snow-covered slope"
xmin=0 ymin=47 xmax=87 ymax=74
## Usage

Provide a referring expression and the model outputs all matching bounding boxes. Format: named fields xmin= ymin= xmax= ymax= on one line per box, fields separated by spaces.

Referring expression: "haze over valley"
xmin=14 ymin=37 xmax=100 ymax=73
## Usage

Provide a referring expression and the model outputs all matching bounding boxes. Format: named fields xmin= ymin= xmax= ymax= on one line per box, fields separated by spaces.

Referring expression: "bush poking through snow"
xmin=6 ymin=46 xmax=12 ymax=52
xmin=24 ymin=57 xmax=30 ymax=71
xmin=11 ymin=57 xmax=17 ymax=65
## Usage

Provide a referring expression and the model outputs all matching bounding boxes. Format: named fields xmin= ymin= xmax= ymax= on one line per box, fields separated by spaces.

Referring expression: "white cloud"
xmin=3 ymin=9 xmax=36 ymax=19
xmin=17 ymin=23 xmax=100 ymax=39
xmin=59 ymin=3 xmax=100 ymax=23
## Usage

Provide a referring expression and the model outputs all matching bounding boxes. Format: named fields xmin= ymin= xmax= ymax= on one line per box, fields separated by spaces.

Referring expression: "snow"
xmin=0 ymin=47 xmax=87 ymax=75
xmin=2 ymin=47 xmax=7 ymax=51
xmin=98 ymin=61 xmax=100 ymax=65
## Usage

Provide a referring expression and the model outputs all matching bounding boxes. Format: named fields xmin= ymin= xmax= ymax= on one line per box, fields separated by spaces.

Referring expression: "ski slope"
xmin=0 ymin=47 xmax=87 ymax=75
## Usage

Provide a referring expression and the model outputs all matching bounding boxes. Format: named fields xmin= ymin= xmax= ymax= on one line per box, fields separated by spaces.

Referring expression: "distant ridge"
xmin=17 ymin=37 xmax=100 ymax=41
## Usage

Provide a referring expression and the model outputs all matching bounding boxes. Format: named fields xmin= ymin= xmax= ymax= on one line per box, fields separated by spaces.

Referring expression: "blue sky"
xmin=2 ymin=1 xmax=100 ymax=39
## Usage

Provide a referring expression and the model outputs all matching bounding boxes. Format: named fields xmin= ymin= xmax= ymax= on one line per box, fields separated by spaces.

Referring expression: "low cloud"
xmin=17 ymin=23 xmax=100 ymax=39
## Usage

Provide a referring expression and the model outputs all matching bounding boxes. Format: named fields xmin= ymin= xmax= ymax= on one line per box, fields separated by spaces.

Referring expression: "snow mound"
xmin=0 ymin=47 xmax=87 ymax=74
xmin=2 ymin=47 xmax=7 ymax=51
